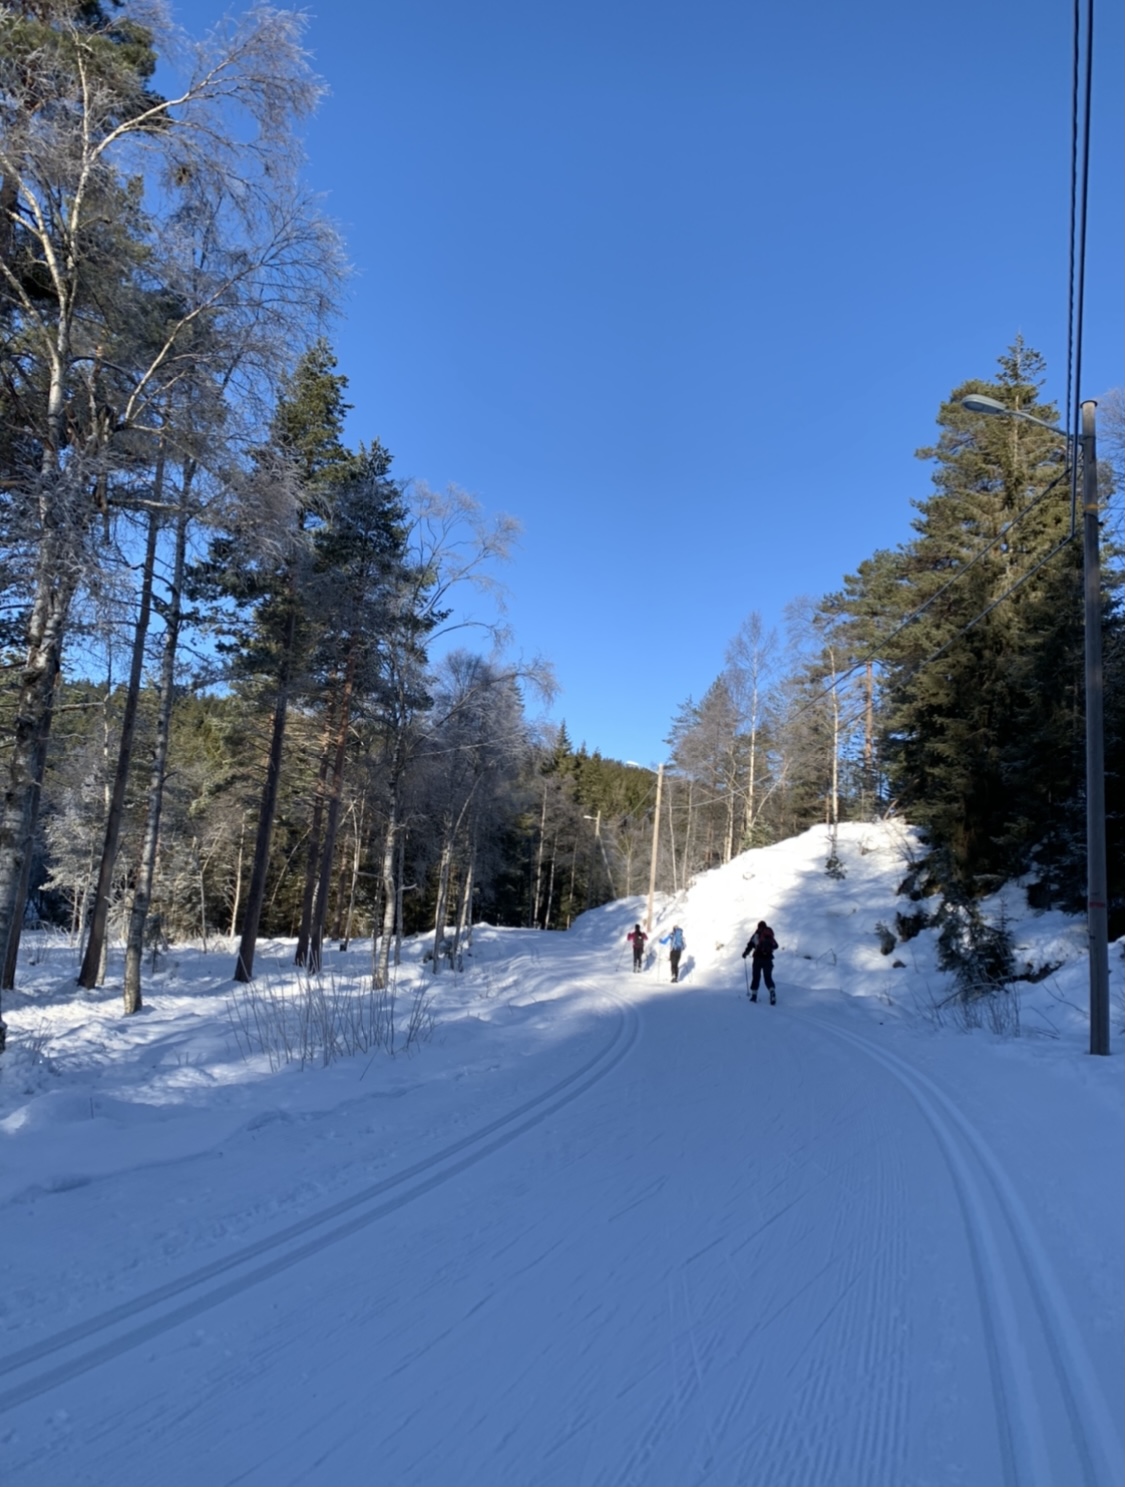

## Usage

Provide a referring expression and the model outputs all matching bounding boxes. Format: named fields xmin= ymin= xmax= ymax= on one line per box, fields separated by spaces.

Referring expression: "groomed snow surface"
xmin=1 ymin=821 xmax=1122 ymax=1487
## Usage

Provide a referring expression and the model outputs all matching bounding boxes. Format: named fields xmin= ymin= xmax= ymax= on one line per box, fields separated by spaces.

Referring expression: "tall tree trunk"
xmin=374 ymin=744 xmax=405 ymax=989
xmin=430 ymin=820 xmax=454 ymax=973
xmin=0 ymin=525 xmax=80 ymax=1012
xmin=94 ymin=688 xmax=112 ymax=985
xmin=234 ymin=602 xmax=298 ymax=984
xmin=744 ymin=717 xmax=758 ymax=846
xmin=826 ymin=655 xmax=841 ymax=869
xmin=830 ymin=668 xmax=840 ymax=832
xmin=452 ymin=831 xmax=475 ymax=966
xmin=543 ymin=833 xmax=557 ymax=929
xmin=338 ymin=795 xmax=363 ymax=951
xmin=228 ymin=817 xmax=245 ymax=939
xmin=532 ymin=781 xmax=547 ymax=927
xmin=1 ymin=655 xmax=59 ymax=991
xmin=71 ymin=848 xmax=89 ymax=940
xmin=393 ymin=829 xmax=407 ymax=968
xmin=684 ymin=780 xmax=695 ymax=880
xmin=308 ymin=653 xmax=356 ymax=973
xmin=294 ymin=703 xmax=335 ymax=966
xmin=123 ymin=474 xmax=190 ymax=1013
xmin=374 ymin=804 xmax=398 ymax=988
xmin=194 ymin=838 xmax=208 ymax=951
xmin=331 ymin=848 xmax=349 ymax=942
xmin=79 ymin=456 xmax=164 ymax=988
xmin=723 ymin=745 xmax=737 ymax=864
xmin=0 ymin=322 xmax=87 ymax=1020
xmin=863 ymin=660 xmax=875 ymax=812
xmin=0 ymin=172 xmax=17 ymax=271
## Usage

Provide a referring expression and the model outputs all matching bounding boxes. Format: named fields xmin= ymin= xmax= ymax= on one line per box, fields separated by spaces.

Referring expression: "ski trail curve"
xmin=798 ymin=1013 xmax=1123 ymax=1487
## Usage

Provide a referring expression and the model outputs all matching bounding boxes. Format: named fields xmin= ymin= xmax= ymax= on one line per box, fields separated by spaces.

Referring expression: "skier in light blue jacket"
xmin=659 ymin=925 xmax=685 ymax=983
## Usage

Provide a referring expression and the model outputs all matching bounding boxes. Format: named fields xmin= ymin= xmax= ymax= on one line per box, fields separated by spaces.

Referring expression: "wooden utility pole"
xmin=645 ymin=762 xmax=664 ymax=933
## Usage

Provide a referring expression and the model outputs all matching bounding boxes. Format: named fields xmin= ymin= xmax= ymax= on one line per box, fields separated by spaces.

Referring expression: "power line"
xmin=1068 ymin=0 xmax=1094 ymax=525
xmin=1064 ymin=0 xmax=1080 ymax=470
xmin=674 ymin=15 xmax=1100 ymax=823
xmin=815 ymin=8 xmax=1098 ymax=778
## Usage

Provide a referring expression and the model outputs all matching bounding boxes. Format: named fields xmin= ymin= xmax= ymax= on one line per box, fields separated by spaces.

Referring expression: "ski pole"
xmin=743 ymin=958 xmax=750 ymax=997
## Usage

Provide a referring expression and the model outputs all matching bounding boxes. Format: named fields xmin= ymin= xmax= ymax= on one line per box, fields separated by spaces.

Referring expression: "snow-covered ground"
xmin=1 ymin=821 xmax=1122 ymax=1486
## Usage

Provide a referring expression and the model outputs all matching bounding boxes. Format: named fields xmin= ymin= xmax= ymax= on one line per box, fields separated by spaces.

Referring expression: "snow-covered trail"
xmin=3 ymin=930 xmax=1119 ymax=1487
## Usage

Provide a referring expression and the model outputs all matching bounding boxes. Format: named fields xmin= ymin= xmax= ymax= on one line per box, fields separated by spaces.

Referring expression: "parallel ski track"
xmin=0 ymin=987 xmax=640 ymax=1415
xmin=799 ymin=1013 xmax=1123 ymax=1487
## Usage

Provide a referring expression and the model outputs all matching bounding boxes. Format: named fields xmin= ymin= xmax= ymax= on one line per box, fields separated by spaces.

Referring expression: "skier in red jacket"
xmin=627 ymin=923 xmax=647 ymax=972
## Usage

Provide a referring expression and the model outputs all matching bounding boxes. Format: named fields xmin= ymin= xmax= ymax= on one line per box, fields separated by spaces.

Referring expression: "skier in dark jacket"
xmin=627 ymin=923 xmax=647 ymax=972
xmin=742 ymin=921 xmax=777 ymax=1002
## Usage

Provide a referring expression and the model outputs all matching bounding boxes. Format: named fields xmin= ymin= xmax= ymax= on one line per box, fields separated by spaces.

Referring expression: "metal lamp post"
xmin=960 ymin=394 xmax=1109 ymax=1055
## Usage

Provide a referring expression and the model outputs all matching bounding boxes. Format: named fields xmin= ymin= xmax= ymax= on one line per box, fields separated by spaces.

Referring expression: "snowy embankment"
xmin=0 ymin=821 xmax=1122 ymax=1486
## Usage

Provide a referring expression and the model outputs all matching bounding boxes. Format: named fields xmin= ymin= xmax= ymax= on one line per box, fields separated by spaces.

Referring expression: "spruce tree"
xmin=875 ymin=340 xmax=1084 ymax=894
xmin=297 ymin=444 xmax=407 ymax=971
xmin=208 ymin=341 xmax=356 ymax=980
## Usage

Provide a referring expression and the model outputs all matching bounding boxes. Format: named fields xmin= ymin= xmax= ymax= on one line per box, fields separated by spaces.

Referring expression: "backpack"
xmin=670 ymin=928 xmax=684 ymax=951
xmin=754 ymin=927 xmax=776 ymax=955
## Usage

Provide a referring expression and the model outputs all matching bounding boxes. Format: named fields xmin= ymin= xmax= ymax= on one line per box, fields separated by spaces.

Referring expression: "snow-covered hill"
xmin=568 ymin=819 xmax=1105 ymax=1040
xmin=0 ymin=821 xmax=1121 ymax=1485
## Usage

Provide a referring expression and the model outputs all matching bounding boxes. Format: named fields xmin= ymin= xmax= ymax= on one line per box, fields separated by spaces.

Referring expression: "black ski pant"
xmin=632 ymin=948 xmax=643 ymax=971
xmin=750 ymin=954 xmax=775 ymax=993
xmin=669 ymin=948 xmax=682 ymax=982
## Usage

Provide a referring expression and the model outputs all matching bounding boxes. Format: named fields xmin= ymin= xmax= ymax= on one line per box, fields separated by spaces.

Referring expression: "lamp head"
xmin=960 ymin=394 xmax=1009 ymax=416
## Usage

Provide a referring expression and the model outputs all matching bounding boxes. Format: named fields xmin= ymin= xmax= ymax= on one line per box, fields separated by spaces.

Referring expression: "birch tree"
xmin=0 ymin=1 xmax=339 ymax=1028
xmin=370 ymin=483 xmax=524 ymax=988
xmin=723 ymin=611 xmax=778 ymax=848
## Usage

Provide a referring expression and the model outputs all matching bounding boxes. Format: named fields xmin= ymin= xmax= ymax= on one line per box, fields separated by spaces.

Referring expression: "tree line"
xmin=2 ymin=6 xmax=1120 ymax=1050
xmin=0 ymin=2 xmax=547 ymax=1035
xmin=657 ymin=341 xmax=1123 ymax=958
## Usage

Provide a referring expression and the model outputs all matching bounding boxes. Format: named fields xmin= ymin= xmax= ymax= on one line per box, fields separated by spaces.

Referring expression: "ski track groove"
xmin=799 ymin=1013 xmax=1123 ymax=1487
xmin=605 ymin=1023 xmax=915 ymax=1487
xmin=718 ymin=1024 xmax=915 ymax=1487
xmin=0 ymin=987 xmax=641 ymax=1418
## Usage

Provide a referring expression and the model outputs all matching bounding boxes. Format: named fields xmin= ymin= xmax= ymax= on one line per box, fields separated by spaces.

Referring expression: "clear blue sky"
xmin=195 ymin=0 xmax=1124 ymax=766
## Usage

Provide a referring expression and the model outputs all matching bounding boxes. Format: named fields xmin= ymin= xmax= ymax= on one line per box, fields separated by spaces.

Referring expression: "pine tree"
xmin=875 ymin=340 xmax=1084 ymax=894
xmin=215 ymin=341 xmax=356 ymax=981
xmin=297 ymin=445 xmax=407 ymax=971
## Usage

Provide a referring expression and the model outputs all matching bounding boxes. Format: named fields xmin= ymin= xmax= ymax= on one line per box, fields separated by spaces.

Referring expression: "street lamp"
xmin=960 ymin=394 xmax=1109 ymax=1055
xmin=961 ymin=393 xmax=1044 ymax=423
